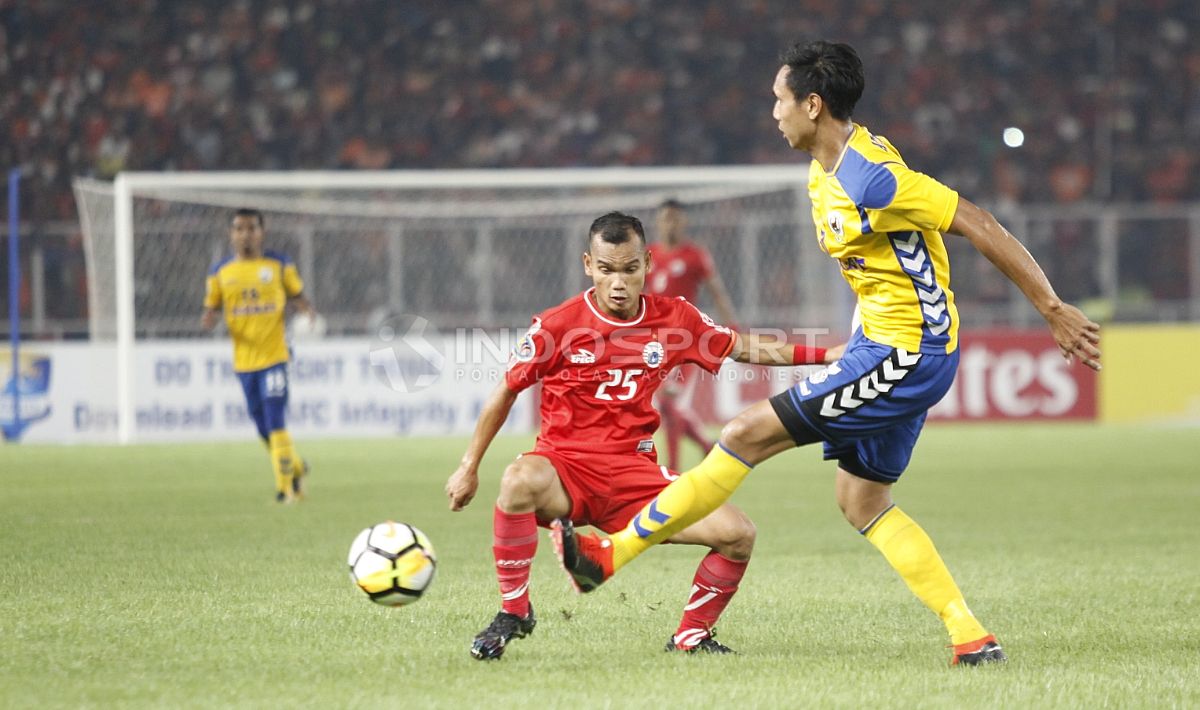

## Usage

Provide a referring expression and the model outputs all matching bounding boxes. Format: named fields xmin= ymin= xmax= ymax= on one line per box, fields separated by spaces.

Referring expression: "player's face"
xmin=230 ymin=215 xmax=264 ymax=258
xmin=773 ymin=66 xmax=816 ymax=151
xmin=656 ymin=206 xmax=686 ymax=243
xmin=583 ymin=234 xmax=648 ymax=320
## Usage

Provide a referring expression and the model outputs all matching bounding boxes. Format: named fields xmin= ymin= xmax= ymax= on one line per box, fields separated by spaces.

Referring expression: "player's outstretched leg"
xmin=471 ymin=604 xmax=537 ymax=661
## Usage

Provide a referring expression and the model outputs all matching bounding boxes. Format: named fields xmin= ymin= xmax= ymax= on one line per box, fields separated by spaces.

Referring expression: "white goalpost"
xmin=75 ymin=165 xmax=835 ymax=444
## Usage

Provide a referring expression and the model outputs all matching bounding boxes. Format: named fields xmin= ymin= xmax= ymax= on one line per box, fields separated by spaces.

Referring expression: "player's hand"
xmin=199 ymin=309 xmax=218 ymax=331
xmin=824 ymin=342 xmax=847 ymax=362
xmin=1044 ymin=302 xmax=1101 ymax=371
xmin=445 ymin=464 xmax=480 ymax=511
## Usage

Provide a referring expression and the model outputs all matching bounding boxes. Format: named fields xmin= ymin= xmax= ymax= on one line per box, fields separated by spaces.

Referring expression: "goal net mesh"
xmin=73 ymin=171 xmax=848 ymax=341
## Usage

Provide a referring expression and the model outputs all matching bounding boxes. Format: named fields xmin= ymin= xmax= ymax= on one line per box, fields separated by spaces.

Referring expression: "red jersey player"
xmin=647 ymin=198 xmax=739 ymax=471
xmin=445 ymin=212 xmax=829 ymax=660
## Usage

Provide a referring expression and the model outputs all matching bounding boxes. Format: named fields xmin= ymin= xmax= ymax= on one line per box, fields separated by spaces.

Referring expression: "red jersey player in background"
xmin=445 ymin=212 xmax=829 ymax=660
xmin=647 ymin=198 xmax=740 ymax=471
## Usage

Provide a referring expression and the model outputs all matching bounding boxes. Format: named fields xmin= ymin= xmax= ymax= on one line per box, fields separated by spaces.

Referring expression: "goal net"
xmin=73 ymin=166 xmax=843 ymax=442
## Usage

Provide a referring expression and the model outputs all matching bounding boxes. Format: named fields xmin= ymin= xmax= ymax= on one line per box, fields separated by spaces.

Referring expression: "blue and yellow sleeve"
xmin=868 ymin=164 xmax=959 ymax=234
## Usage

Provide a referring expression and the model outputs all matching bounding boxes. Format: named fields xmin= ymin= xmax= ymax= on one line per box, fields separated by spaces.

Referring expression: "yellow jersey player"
xmin=553 ymin=41 xmax=1101 ymax=666
xmin=201 ymin=208 xmax=315 ymax=503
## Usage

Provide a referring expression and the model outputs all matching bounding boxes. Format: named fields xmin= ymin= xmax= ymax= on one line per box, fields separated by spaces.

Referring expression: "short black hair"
xmin=232 ymin=208 xmax=264 ymax=228
xmin=588 ymin=211 xmax=645 ymax=250
xmin=659 ymin=197 xmax=684 ymax=210
xmin=780 ymin=41 xmax=864 ymax=121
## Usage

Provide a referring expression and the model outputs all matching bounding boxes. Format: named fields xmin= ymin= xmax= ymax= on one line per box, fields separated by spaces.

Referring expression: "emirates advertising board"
xmin=1 ymin=329 xmax=1094 ymax=444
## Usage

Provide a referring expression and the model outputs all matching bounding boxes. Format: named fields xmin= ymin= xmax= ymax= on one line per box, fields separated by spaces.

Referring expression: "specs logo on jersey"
xmin=258 ymin=266 xmax=274 ymax=283
xmin=642 ymin=341 xmax=665 ymax=368
xmin=568 ymin=348 xmax=596 ymax=364
xmin=826 ymin=212 xmax=845 ymax=242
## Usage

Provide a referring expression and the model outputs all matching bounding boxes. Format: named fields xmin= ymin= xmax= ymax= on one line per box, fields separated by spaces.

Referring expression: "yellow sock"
xmin=268 ymin=430 xmax=297 ymax=496
xmin=610 ymin=445 xmax=752 ymax=570
xmin=862 ymin=505 xmax=989 ymax=645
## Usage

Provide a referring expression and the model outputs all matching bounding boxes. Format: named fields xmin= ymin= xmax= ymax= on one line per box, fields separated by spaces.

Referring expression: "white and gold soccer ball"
xmin=347 ymin=521 xmax=437 ymax=606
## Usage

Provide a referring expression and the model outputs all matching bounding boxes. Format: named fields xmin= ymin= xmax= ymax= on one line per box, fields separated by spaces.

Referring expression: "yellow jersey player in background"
xmin=553 ymin=40 xmax=1102 ymax=666
xmin=201 ymin=208 xmax=315 ymax=503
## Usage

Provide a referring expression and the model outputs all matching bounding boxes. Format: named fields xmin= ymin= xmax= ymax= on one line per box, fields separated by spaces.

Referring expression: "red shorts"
xmin=524 ymin=449 xmax=680 ymax=534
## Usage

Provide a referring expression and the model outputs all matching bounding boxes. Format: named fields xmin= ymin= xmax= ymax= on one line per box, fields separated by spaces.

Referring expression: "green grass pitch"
xmin=2 ymin=424 xmax=1197 ymax=708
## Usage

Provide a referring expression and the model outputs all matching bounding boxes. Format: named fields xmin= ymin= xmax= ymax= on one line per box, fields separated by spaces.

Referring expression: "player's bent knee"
xmin=718 ymin=405 xmax=788 ymax=461
xmin=712 ymin=509 xmax=756 ymax=560
xmin=498 ymin=461 xmax=554 ymax=508
xmin=718 ymin=415 xmax=757 ymax=451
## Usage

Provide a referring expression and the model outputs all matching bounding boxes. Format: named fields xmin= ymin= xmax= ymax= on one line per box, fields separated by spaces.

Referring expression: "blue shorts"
xmin=768 ymin=329 xmax=958 ymax=483
xmin=236 ymin=362 xmax=290 ymax=436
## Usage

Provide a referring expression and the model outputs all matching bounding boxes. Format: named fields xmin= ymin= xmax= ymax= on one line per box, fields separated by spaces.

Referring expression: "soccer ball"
xmin=347 ymin=521 xmax=437 ymax=606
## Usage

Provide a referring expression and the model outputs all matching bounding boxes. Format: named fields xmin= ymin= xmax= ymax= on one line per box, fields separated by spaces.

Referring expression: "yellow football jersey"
xmin=204 ymin=251 xmax=303 ymax=372
xmin=809 ymin=123 xmax=960 ymax=354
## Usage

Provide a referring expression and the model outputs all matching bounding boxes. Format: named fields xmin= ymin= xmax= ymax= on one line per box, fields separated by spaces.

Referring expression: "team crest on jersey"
xmin=259 ymin=266 xmax=274 ymax=283
xmin=642 ymin=341 xmax=665 ymax=368
xmin=826 ymin=212 xmax=845 ymax=242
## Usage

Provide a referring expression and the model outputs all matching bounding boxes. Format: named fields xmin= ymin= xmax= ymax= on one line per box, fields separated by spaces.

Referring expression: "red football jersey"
xmin=646 ymin=241 xmax=715 ymax=302
xmin=506 ymin=289 xmax=734 ymax=455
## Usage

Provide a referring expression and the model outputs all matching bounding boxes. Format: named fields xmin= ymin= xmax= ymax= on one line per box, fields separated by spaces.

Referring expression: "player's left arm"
xmin=948 ymin=198 xmax=1101 ymax=370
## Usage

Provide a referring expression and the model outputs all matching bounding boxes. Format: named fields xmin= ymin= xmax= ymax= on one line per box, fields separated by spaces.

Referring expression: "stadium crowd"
xmin=2 ymin=0 xmax=1197 ymax=323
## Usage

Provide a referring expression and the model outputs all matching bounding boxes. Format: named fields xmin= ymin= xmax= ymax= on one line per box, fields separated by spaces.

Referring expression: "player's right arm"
xmin=446 ymin=315 xmax=556 ymax=511
xmin=445 ymin=380 xmax=520 ymax=512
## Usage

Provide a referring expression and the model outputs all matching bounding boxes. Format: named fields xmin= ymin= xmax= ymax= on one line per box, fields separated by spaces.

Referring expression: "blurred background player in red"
xmin=647 ymin=198 xmax=739 ymax=470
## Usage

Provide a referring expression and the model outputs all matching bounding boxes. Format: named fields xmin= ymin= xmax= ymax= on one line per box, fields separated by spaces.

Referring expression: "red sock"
xmin=673 ymin=552 xmax=749 ymax=648
xmin=661 ymin=399 xmax=683 ymax=471
xmin=493 ymin=506 xmax=537 ymax=618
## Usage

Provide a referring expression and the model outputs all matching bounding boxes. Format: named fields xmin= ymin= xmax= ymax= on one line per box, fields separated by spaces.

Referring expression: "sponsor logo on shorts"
xmin=636 ymin=439 xmax=655 ymax=453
